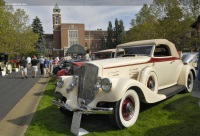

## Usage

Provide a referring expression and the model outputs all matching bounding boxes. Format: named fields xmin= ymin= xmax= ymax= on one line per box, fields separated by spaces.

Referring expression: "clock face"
xmin=54 ymin=9 xmax=60 ymax=12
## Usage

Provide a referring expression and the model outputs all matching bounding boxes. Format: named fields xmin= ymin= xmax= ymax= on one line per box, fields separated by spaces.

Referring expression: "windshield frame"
xmin=115 ymin=44 xmax=154 ymax=58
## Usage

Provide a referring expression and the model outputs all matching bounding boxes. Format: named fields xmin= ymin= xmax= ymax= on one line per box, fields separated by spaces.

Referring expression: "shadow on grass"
xmin=7 ymin=104 xmax=116 ymax=135
xmin=8 ymin=77 xmax=200 ymax=135
xmin=145 ymin=96 xmax=200 ymax=136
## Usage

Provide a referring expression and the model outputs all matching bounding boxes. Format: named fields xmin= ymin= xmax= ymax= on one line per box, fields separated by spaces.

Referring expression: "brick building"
xmin=44 ymin=3 xmax=107 ymax=57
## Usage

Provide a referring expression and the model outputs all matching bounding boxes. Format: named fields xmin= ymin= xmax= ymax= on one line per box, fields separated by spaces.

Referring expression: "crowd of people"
xmin=16 ymin=49 xmax=96 ymax=79
xmin=18 ymin=56 xmax=59 ymax=79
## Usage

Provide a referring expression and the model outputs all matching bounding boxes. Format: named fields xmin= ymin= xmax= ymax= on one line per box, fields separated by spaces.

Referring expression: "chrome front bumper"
xmin=51 ymin=99 xmax=113 ymax=114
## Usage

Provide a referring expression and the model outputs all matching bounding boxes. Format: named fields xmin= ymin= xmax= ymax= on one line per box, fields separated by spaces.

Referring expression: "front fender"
xmin=88 ymin=78 xmax=166 ymax=107
xmin=55 ymin=69 xmax=67 ymax=79
xmin=55 ymin=76 xmax=79 ymax=109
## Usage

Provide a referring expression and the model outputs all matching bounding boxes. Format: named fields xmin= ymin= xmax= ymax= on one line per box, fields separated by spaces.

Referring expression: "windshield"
xmin=116 ymin=45 xmax=153 ymax=57
xmin=92 ymin=52 xmax=112 ymax=59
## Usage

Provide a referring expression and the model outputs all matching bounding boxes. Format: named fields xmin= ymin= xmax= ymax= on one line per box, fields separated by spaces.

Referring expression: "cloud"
xmin=61 ymin=6 xmax=142 ymax=30
xmin=12 ymin=5 xmax=143 ymax=34
xmin=5 ymin=0 xmax=153 ymax=6
xmin=6 ymin=0 xmax=154 ymax=33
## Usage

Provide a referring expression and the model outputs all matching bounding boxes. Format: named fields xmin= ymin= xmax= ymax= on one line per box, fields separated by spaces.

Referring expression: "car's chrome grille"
xmin=78 ymin=64 xmax=98 ymax=105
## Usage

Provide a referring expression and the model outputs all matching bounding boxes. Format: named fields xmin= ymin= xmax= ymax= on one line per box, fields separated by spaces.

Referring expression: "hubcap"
xmin=187 ymin=74 xmax=192 ymax=89
xmin=147 ymin=77 xmax=155 ymax=91
xmin=122 ymin=97 xmax=135 ymax=121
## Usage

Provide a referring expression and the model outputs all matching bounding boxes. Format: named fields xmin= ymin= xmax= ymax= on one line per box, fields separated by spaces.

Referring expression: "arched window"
xmin=55 ymin=16 xmax=58 ymax=24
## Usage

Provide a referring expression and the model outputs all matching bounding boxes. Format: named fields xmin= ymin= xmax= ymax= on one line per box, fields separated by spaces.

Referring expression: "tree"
xmin=10 ymin=9 xmax=38 ymax=56
xmin=122 ymin=0 xmax=200 ymax=51
xmin=179 ymin=0 xmax=200 ymax=20
xmin=135 ymin=4 xmax=157 ymax=25
xmin=106 ymin=21 xmax=113 ymax=49
xmin=122 ymin=4 xmax=159 ymax=42
xmin=31 ymin=16 xmax=45 ymax=55
xmin=112 ymin=18 xmax=125 ymax=48
xmin=113 ymin=18 xmax=119 ymax=47
xmin=0 ymin=2 xmax=38 ymax=56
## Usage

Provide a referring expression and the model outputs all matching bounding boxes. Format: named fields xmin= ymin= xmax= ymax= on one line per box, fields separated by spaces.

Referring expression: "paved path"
xmin=0 ymin=70 xmax=41 ymax=121
xmin=0 ymin=70 xmax=49 ymax=136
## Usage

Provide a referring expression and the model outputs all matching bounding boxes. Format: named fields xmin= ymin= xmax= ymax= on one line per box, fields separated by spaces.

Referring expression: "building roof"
xmin=53 ymin=3 xmax=60 ymax=12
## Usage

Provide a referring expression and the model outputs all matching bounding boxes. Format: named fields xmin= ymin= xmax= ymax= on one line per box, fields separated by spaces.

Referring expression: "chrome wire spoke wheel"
xmin=122 ymin=96 xmax=135 ymax=121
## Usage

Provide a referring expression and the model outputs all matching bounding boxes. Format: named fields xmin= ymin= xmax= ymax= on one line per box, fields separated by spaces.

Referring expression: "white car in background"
xmin=92 ymin=48 xmax=124 ymax=59
xmin=52 ymin=39 xmax=196 ymax=129
xmin=181 ymin=52 xmax=199 ymax=69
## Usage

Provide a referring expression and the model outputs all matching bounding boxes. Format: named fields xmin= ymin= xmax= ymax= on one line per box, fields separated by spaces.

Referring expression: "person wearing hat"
xmin=39 ymin=55 xmax=45 ymax=76
xmin=31 ymin=56 xmax=39 ymax=78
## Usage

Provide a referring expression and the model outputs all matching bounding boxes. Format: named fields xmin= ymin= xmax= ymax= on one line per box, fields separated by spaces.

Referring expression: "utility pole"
xmin=89 ymin=24 xmax=90 ymax=49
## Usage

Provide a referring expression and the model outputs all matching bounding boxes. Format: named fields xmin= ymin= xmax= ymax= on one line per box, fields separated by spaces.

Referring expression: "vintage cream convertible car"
xmin=51 ymin=39 xmax=196 ymax=129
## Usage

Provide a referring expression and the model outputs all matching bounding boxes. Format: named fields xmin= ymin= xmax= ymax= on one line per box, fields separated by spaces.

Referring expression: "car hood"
xmin=90 ymin=56 xmax=151 ymax=68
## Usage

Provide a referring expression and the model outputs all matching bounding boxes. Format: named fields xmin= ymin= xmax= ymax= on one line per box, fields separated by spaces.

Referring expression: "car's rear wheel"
xmin=109 ymin=89 xmax=140 ymax=129
xmin=186 ymin=71 xmax=194 ymax=93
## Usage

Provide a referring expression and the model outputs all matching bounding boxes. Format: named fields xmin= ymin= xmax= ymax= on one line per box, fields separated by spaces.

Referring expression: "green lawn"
xmin=25 ymin=78 xmax=200 ymax=136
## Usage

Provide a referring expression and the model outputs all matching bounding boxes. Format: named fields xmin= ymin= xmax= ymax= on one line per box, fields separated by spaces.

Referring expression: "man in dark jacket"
xmin=19 ymin=56 xmax=27 ymax=79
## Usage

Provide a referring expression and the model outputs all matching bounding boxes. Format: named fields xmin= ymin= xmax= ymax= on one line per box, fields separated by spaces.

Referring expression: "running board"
xmin=158 ymin=85 xmax=186 ymax=98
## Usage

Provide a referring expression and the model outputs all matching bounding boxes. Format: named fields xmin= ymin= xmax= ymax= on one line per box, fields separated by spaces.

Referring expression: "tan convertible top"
xmin=117 ymin=39 xmax=179 ymax=58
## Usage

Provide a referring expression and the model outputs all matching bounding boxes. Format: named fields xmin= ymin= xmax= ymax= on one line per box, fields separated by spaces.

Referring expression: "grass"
xmin=25 ymin=78 xmax=200 ymax=136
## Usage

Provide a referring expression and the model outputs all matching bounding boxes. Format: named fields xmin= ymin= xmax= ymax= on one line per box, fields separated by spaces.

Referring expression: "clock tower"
xmin=52 ymin=3 xmax=61 ymax=57
xmin=53 ymin=3 xmax=61 ymax=30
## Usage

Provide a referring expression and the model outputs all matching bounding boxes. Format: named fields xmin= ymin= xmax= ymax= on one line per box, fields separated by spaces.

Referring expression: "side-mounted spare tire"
xmin=140 ymin=67 xmax=158 ymax=93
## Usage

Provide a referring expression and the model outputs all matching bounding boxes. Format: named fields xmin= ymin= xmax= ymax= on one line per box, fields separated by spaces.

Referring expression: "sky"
xmin=4 ymin=0 xmax=153 ymax=34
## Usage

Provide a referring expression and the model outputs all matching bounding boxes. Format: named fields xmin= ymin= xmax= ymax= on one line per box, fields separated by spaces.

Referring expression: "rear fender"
xmin=177 ymin=65 xmax=196 ymax=86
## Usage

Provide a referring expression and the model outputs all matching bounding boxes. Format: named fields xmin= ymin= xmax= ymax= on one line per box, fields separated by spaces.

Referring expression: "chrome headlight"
xmin=101 ymin=78 xmax=112 ymax=92
xmin=56 ymin=77 xmax=64 ymax=88
xmin=66 ymin=76 xmax=78 ymax=93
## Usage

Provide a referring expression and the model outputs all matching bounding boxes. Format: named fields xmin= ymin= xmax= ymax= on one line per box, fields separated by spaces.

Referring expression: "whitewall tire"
xmin=186 ymin=71 xmax=194 ymax=93
xmin=110 ymin=89 xmax=140 ymax=129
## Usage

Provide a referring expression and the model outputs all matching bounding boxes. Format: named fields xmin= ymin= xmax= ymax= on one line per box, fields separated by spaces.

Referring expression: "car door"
xmin=152 ymin=45 xmax=181 ymax=89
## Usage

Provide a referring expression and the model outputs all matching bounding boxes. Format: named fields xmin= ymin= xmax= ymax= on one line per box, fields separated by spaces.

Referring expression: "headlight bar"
xmin=66 ymin=76 xmax=78 ymax=93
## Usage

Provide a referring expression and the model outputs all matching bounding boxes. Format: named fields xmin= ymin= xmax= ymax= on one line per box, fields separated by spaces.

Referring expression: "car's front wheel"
xmin=185 ymin=71 xmax=194 ymax=93
xmin=110 ymin=89 xmax=140 ymax=129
